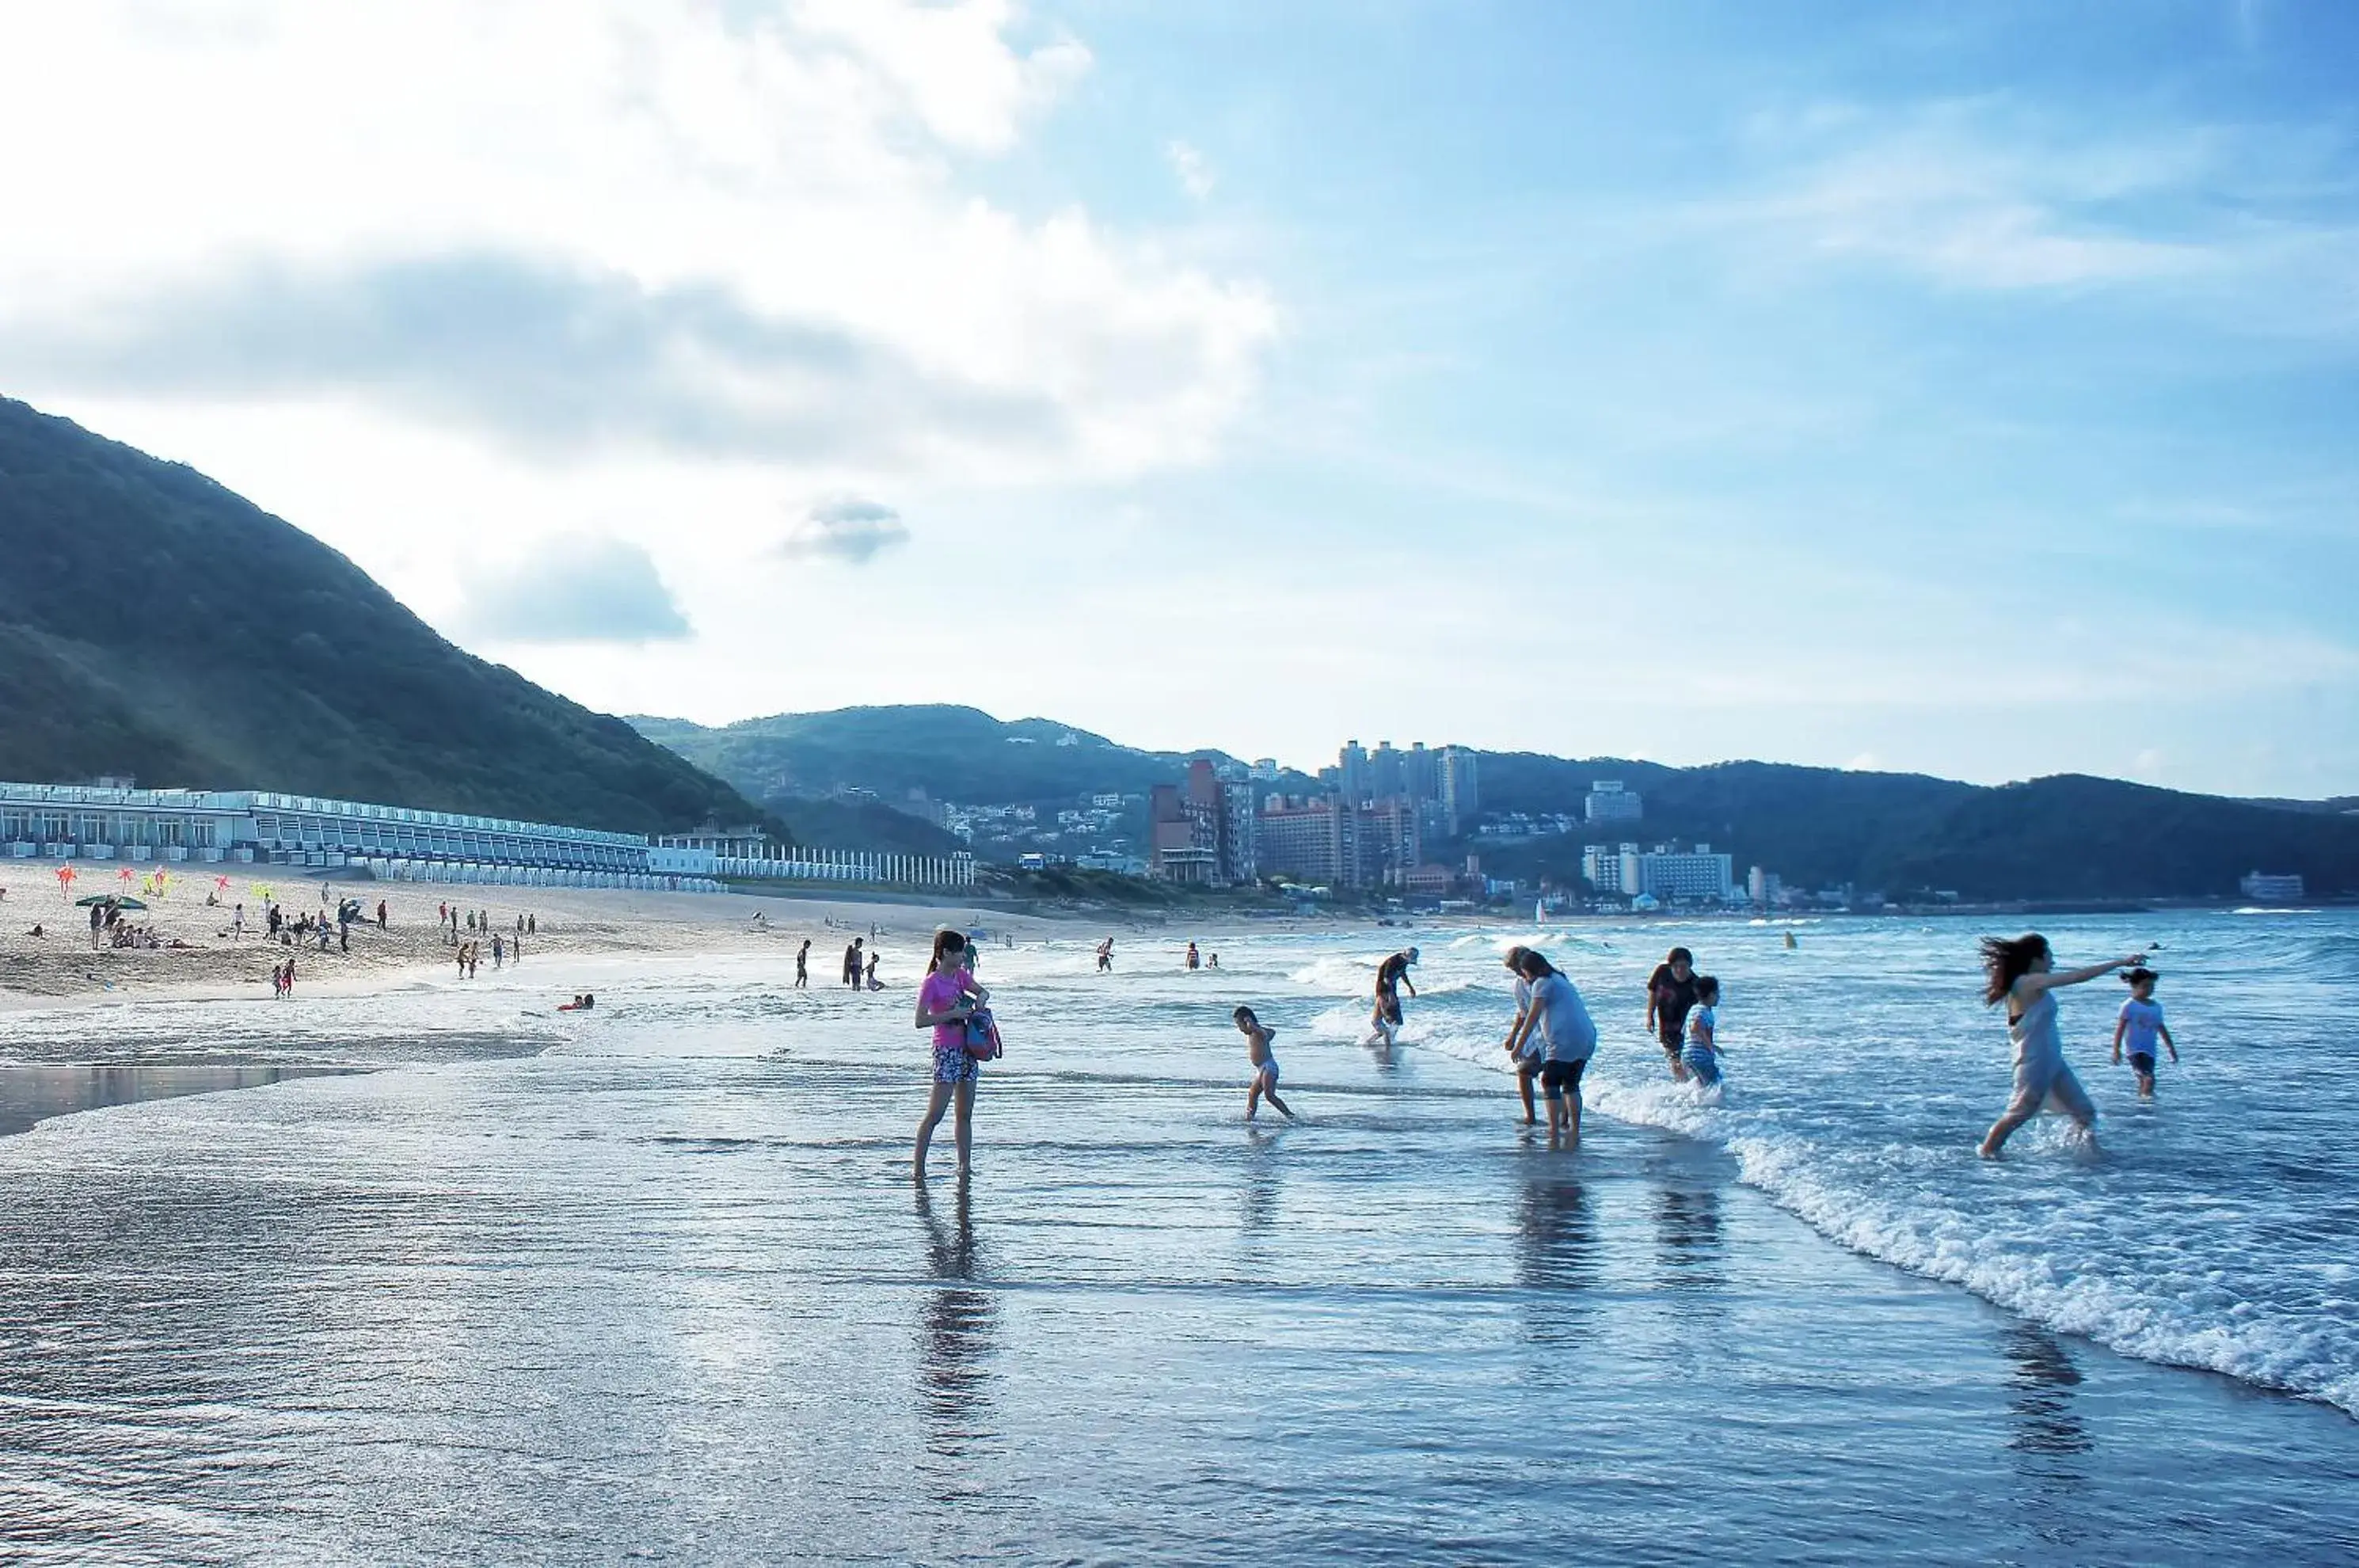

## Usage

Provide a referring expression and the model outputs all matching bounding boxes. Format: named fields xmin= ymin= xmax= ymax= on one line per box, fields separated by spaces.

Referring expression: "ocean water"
xmin=0 ymin=911 xmax=2354 ymax=1563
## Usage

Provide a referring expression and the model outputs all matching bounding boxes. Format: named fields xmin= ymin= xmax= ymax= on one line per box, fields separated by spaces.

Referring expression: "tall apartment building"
xmin=1437 ymin=746 xmax=1481 ymax=833
xmin=1258 ymin=793 xmax=1421 ymax=889
xmin=1584 ymin=780 xmax=1643 ymax=823
xmin=1149 ymin=759 xmax=1258 ymax=885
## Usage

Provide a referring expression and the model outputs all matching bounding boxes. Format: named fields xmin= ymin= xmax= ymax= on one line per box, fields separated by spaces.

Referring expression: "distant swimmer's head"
xmin=2123 ymin=967 xmax=2157 ymax=995
xmin=929 ymin=928 xmax=968 ymax=974
xmin=1696 ymin=976 xmax=1720 ymax=1004
xmin=1980 ymin=932 xmax=2050 ymax=1005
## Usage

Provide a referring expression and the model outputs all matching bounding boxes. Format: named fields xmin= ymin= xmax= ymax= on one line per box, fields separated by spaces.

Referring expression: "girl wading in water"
xmin=1977 ymin=933 xmax=2145 ymax=1159
xmin=914 ymin=929 xmax=990 ymax=1181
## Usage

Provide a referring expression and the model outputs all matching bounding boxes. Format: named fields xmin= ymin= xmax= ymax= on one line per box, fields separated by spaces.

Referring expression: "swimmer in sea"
xmin=1365 ymin=947 xmax=1418 ymax=1049
xmin=1977 ymin=934 xmax=2144 ymax=1159
xmin=1232 ymin=1007 xmax=1295 ymax=1121
xmin=1683 ymin=976 xmax=1724 ymax=1090
xmin=2111 ymin=967 xmax=2178 ymax=1100
xmin=1511 ymin=950 xmax=1596 ymax=1145
xmin=1499 ymin=946 xmax=1543 ymax=1125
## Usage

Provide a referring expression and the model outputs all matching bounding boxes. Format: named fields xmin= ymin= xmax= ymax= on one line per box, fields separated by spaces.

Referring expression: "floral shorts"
xmin=932 ymin=1044 xmax=980 ymax=1085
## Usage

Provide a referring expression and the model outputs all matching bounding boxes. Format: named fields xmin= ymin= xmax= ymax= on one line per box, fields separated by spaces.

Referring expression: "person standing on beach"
xmin=1366 ymin=948 xmax=1417 ymax=1048
xmin=1510 ymin=950 xmax=1596 ymax=1144
xmin=1097 ymin=938 xmax=1114 ymax=972
xmin=1646 ymin=947 xmax=1701 ymax=1083
xmin=2111 ymin=967 xmax=2178 ymax=1101
xmin=845 ymin=938 xmax=865 ymax=988
xmin=376 ymin=899 xmax=387 ymax=931
xmin=1186 ymin=941 xmax=1200 ymax=971
xmin=795 ymin=938 xmax=811 ymax=988
xmin=1231 ymin=1007 xmax=1296 ymax=1121
xmin=1500 ymin=946 xmax=1544 ymax=1125
xmin=914 ymin=930 xmax=989 ymax=1182
xmin=492 ymin=933 xmax=504 ymax=969
xmin=1977 ymin=934 xmax=2145 ymax=1159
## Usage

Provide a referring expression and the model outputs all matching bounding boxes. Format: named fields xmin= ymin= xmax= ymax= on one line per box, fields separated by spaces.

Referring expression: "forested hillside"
xmin=0 ymin=398 xmax=764 ymax=833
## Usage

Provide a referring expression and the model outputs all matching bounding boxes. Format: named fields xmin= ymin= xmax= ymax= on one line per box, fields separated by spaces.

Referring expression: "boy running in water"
xmin=2111 ymin=967 xmax=2178 ymax=1100
xmin=1232 ymin=1007 xmax=1296 ymax=1121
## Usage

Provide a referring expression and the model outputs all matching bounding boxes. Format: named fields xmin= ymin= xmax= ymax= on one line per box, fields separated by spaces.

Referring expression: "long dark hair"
xmin=927 ymin=928 xmax=968 ymax=976
xmin=1980 ymin=933 xmax=2048 ymax=1007
xmin=1512 ymin=950 xmax=1559 ymax=982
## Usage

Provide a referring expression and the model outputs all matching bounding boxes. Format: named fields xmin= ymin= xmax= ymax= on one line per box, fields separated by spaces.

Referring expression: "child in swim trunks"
xmin=2111 ymin=968 xmax=2177 ymax=1100
xmin=1684 ymin=976 xmax=1724 ymax=1090
xmin=1233 ymin=1007 xmax=1296 ymax=1121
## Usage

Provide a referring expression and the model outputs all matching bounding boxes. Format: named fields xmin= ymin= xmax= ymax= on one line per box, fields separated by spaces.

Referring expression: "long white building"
xmin=0 ymin=781 xmax=972 ymax=893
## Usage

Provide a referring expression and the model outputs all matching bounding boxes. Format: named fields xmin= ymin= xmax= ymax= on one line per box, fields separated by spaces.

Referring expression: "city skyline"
xmin=3 ymin=3 xmax=2353 ymax=797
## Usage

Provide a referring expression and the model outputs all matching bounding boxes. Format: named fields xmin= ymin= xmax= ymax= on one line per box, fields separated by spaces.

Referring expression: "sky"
xmin=2 ymin=0 xmax=2354 ymax=797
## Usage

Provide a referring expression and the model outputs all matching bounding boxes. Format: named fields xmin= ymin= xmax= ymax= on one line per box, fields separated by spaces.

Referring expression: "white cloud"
xmin=1166 ymin=139 xmax=1216 ymax=201
xmin=0 ymin=2 xmax=1276 ymax=487
xmin=780 ymin=497 xmax=912 ymax=564
xmin=455 ymin=535 xmax=692 ymax=645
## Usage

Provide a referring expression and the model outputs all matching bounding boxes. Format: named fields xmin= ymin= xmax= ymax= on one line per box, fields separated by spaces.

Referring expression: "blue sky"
xmin=2 ymin=1 xmax=2352 ymax=794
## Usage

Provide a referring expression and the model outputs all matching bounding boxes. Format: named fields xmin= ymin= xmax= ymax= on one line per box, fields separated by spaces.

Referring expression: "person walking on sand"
xmin=914 ymin=930 xmax=989 ymax=1182
xmin=795 ymin=938 xmax=811 ymax=988
xmin=1646 ymin=947 xmax=1701 ymax=1083
xmin=492 ymin=933 xmax=504 ymax=970
xmin=1977 ymin=934 xmax=2145 ymax=1159
xmin=376 ymin=899 xmax=387 ymax=931
xmin=1231 ymin=1007 xmax=1296 ymax=1121
xmin=1511 ymin=950 xmax=1596 ymax=1144
xmin=2111 ymin=966 xmax=2178 ymax=1101
xmin=1365 ymin=947 xmax=1418 ymax=1049
xmin=1499 ymin=946 xmax=1545 ymax=1125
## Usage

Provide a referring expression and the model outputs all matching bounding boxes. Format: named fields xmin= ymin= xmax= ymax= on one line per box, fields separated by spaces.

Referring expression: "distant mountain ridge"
xmin=0 ymin=397 xmax=765 ymax=834
xmin=639 ymin=706 xmax=2359 ymax=900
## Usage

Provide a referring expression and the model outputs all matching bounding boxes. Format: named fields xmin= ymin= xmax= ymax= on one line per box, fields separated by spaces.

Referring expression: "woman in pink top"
xmin=914 ymin=929 xmax=990 ymax=1181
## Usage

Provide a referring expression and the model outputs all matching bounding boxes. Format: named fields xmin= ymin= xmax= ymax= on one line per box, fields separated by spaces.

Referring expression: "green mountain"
xmin=630 ymin=706 xmax=1311 ymax=806
xmin=1479 ymin=755 xmax=2359 ymax=900
xmin=0 ymin=397 xmax=765 ymax=835
xmin=640 ymin=707 xmax=2359 ymax=900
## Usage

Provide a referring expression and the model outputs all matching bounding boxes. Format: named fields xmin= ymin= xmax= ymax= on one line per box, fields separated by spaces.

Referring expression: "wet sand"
xmin=0 ymin=1064 xmax=361 ymax=1138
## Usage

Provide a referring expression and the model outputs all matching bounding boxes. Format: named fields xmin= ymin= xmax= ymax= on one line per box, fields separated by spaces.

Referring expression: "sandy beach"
xmin=0 ymin=856 xmax=1094 ymax=1014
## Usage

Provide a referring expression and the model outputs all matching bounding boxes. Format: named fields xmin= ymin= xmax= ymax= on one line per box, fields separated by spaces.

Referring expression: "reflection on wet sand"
xmin=914 ymin=1183 xmax=998 ymax=1459
xmin=1512 ymin=1157 xmax=1598 ymax=1357
xmin=1652 ymin=1186 xmax=1725 ymax=1293
xmin=2001 ymin=1323 xmax=2095 ymax=1555
xmin=0 ymin=1064 xmax=353 ymax=1138
xmin=1238 ymin=1126 xmax=1283 ymax=1243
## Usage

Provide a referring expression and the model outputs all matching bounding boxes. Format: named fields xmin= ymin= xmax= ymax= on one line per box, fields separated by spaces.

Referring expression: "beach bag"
xmin=964 ymin=1006 xmax=1003 ymax=1062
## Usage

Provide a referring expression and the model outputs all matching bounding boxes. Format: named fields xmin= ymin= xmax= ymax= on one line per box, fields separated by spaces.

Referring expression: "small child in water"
xmin=2112 ymin=968 xmax=2177 ymax=1099
xmin=1231 ymin=1007 xmax=1296 ymax=1121
xmin=1684 ymin=976 xmax=1724 ymax=1089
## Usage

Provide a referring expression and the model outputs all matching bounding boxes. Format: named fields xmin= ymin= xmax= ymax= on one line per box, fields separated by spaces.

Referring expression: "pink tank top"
xmin=920 ymin=969 xmax=968 ymax=1049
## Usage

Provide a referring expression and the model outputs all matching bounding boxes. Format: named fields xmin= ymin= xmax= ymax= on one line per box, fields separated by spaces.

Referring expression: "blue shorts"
xmin=931 ymin=1045 xmax=979 ymax=1085
xmin=2129 ymin=1052 xmax=2155 ymax=1076
xmin=1684 ymin=1046 xmax=1721 ymax=1088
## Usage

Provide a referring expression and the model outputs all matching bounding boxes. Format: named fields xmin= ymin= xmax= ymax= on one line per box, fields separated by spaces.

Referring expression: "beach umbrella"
xmin=75 ymin=894 xmax=146 ymax=911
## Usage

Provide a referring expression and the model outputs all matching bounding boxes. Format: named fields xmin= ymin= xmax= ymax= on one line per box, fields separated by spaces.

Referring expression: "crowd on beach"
xmin=907 ymin=927 xmax=2180 ymax=1182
